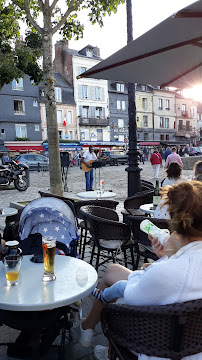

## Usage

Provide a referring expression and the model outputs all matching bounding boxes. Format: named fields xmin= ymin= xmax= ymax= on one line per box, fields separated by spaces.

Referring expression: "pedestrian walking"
xmin=150 ymin=147 xmax=162 ymax=179
xmin=163 ymin=147 xmax=171 ymax=162
xmin=165 ymin=147 xmax=183 ymax=169
xmin=143 ymin=147 xmax=149 ymax=161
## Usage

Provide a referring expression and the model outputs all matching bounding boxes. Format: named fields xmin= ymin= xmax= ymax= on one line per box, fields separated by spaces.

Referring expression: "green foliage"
xmin=16 ymin=137 xmax=30 ymax=141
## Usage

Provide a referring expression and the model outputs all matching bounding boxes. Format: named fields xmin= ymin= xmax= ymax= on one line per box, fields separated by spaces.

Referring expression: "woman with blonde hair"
xmin=79 ymin=181 xmax=202 ymax=360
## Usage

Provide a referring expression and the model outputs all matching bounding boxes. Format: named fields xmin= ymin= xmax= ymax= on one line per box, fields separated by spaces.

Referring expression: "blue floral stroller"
xmin=19 ymin=197 xmax=79 ymax=257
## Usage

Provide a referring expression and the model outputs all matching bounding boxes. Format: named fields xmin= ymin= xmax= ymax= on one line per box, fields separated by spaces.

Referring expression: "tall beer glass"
xmin=42 ymin=236 xmax=56 ymax=282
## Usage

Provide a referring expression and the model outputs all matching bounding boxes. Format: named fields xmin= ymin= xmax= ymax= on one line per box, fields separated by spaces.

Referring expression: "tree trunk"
xmin=43 ymin=22 xmax=63 ymax=196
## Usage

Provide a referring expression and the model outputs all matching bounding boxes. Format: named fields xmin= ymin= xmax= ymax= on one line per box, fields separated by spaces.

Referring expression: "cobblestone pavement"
xmin=0 ymin=161 xmax=194 ymax=360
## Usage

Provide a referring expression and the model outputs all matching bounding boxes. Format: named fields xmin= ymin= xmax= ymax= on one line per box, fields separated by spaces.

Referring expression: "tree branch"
xmin=38 ymin=0 xmax=44 ymax=13
xmin=23 ymin=0 xmax=43 ymax=34
xmin=50 ymin=0 xmax=59 ymax=14
xmin=52 ymin=0 xmax=83 ymax=34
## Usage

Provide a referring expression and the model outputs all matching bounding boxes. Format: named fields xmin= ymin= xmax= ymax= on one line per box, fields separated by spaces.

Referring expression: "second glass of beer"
xmin=42 ymin=236 xmax=56 ymax=282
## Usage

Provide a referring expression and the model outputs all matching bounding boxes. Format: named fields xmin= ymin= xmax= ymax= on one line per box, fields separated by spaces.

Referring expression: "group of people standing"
xmin=150 ymin=146 xmax=183 ymax=179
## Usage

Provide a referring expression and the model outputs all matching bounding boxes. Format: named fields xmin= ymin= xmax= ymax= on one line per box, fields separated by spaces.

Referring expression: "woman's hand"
xmin=148 ymin=234 xmax=165 ymax=258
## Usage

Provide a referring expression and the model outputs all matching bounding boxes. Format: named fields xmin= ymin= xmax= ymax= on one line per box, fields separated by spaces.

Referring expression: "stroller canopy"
xmin=19 ymin=197 xmax=79 ymax=255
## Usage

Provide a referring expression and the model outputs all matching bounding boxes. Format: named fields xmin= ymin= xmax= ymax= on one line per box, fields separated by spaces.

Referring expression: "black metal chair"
xmin=79 ymin=205 xmax=133 ymax=270
xmin=126 ymin=215 xmax=170 ymax=269
xmin=75 ymin=200 xmax=119 ymax=259
xmin=101 ymin=299 xmax=202 ymax=360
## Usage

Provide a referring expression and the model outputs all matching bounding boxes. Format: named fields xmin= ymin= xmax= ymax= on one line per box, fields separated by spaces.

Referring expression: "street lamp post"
xmin=125 ymin=0 xmax=142 ymax=197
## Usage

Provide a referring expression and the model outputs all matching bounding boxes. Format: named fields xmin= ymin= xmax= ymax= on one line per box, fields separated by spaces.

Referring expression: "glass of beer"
xmin=4 ymin=255 xmax=22 ymax=286
xmin=42 ymin=236 xmax=56 ymax=282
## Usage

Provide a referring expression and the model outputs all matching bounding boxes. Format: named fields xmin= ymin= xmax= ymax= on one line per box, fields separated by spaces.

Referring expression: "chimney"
xmin=54 ymin=40 xmax=73 ymax=85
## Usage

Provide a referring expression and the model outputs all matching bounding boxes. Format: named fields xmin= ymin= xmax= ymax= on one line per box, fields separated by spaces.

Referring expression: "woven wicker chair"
xmin=126 ymin=215 xmax=170 ymax=269
xmin=79 ymin=205 xmax=132 ymax=270
xmin=141 ymin=180 xmax=154 ymax=190
xmin=101 ymin=299 xmax=202 ymax=360
xmin=124 ymin=190 xmax=153 ymax=217
xmin=75 ymin=200 xmax=119 ymax=259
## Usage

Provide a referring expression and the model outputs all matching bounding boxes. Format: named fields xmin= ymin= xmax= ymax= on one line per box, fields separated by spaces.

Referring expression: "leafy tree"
xmin=0 ymin=1 xmax=43 ymax=89
xmin=8 ymin=0 xmax=125 ymax=196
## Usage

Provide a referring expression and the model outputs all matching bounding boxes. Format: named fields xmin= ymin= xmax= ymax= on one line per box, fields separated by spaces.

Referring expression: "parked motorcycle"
xmin=0 ymin=160 xmax=29 ymax=191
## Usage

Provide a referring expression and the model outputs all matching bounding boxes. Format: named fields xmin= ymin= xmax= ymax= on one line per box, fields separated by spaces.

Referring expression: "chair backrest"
xmin=124 ymin=190 xmax=153 ymax=215
xmin=127 ymin=215 xmax=170 ymax=247
xmin=101 ymin=299 xmax=202 ymax=360
xmin=141 ymin=180 xmax=154 ymax=190
xmin=80 ymin=209 xmax=131 ymax=242
xmin=78 ymin=205 xmax=119 ymax=222
xmin=74 ymin=199 xmax=119 ymax=217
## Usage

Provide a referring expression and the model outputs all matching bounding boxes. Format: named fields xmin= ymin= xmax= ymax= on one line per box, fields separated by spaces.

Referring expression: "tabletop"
xmin=0 ymin=207 xmax=18 ymax=217
xmin=77 ymin=190 xmax=116 ymax=199
xmin=139 ymin=203 xmax=155 ymax=215
xmin=0 ymin=255 xmax=97 ymax=311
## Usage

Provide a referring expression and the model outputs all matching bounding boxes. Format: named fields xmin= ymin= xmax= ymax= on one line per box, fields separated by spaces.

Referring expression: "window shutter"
xmin=102 ymin=107 xmax=105 ymax=118
xmin=77 ymin=66 xmax=81 ymax=76
xmin=101 ymin=88 xmax=105 ymax=101
xmin=90 ymin=86 xmax=94 ymax=100
xmin=79 ymin=105 xmax=82 ymax=116
xmin=78 ymin=86 xmax=82 ymax=99
xmin=91 ymin=107 xmax=95 ymax=118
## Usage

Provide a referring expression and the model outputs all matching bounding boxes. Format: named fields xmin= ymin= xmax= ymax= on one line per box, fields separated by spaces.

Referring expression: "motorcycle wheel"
xmin=14 ymin=176 xmax=28 ymax=191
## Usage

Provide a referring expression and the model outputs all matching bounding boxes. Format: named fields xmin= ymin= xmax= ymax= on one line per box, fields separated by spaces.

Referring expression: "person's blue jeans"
xmin=102 ymin=280 xmax=127 ymax=302
xmin=85 ymin=169 xmax=94 ymax=191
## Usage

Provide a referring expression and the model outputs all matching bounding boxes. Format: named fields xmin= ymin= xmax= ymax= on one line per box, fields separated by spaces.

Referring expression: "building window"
xmin=166 ymin=135 xmax=169 ymax=140
xmin=137 ymin=116 xmax=139 ymax=122
xmin=67 ymin=111 xmax=72 ymax=124
xmin=158 ymin=98 xmax=163 ymax=109
xmin=137 ymin=133 xmax=140 ymax=140
xmin=86 ymin=48 xmax=92 ymax=57
xmin=12 ymin=78 xmax=23 ymax=90
xmin=182 ymin=104 xmax=186 ymax=112
xmin=82 ymin=106 xmax=89 ymax=118
xmin=33 ymin=100 xmax=38 ymax=107
xmin=142 ymin=85 xmax=146 ymax=91
xmin=179 ymin=120 xmax=183 ymax=130
xmin=117 ymin=100 xmax=121 ymax=110
xmin=144 ymin=133 xmax=148 ymax=140
xmin=122 ymin=101 xmax=126 ymax=111
xmin=117 ymin=83 xmax=124 ymax=92
xmin=40 ymin=90 xmax=45 ymax=97
xmin=143 ymin=115 xmax=148 ymax=127
xmin=57 ymin=109 xmax=63 ymax=123
xmin=118 ymin=119 xmax=124 ymax=128
xmin=160 ymin=117 xmax=164 ymax=128
xmin=80 ymin=67 xmax=87 ymax=75
xmin=1 ymin=129 xmax=5 ymax=134
xmin=58 ymin=130 xmax=63 ymax=139
xmin=165 ymin=99 xmax=170 ymax=110
xmin=142 ymin=98 xmax=147 ymax=109
xmin=94 ymin=87 xmax=100 ymax=100
xmin=198 ymin=114 xmax=202 ymax=121
xmin=186 ymin=120 xmax=190 ymax=131
xmin=119 ymin=135 xmax=124 ymax=142
xmin=55 ymin=87 xmax=62 ymax=102
xmin=95 ymin=107 xmax=102 ymax=118
xmin=35 ymin=124 xmax=40 ymax=131
xmin=160 ymin=134 xmax=164 ymax=140
xmin=15 ymin=124 xmax=27 ymax=138
xmin=82 ymin=85 xmax=88 ymax=99
xmin=165 ymin=117 xmax=169 ymax=128
xmin=14 ymin=100 xmax=25 ymax=114
xmin=69 ymin=131 xmax=73 ymax=140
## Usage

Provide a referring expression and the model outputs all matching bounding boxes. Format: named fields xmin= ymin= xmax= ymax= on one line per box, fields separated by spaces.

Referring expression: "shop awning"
xmin=7 ymin=145 xmax=45 ymax=152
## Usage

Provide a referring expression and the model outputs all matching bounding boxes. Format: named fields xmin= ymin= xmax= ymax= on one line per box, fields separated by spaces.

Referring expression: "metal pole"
xmin=125 ymin=0 xmax=142 ymax=196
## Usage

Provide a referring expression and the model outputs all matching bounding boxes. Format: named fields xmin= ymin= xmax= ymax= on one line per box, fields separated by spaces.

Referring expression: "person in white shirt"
xmin=79 ymin=181 xmax=202 ymax=360
xmin=81 ymin=145 xmax=97 ymax=191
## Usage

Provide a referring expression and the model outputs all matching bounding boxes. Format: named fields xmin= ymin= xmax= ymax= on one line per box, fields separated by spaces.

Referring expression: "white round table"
xmin=77 ymin=190 xmax=116 ymax=199
xmin=0 ymin=255 xmax=97 ymax=311
xmin=0 ymin=207 xmax=18 ymax=217
xmin=139 ymin=203 xmax=156 ymax=215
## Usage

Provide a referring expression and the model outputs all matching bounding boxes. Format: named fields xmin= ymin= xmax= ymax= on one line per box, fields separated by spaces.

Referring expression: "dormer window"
xmin=55 ymin=87 xmax=62 ymax=102
xmin=87 ymin=48 xmax=92 ymax=57
xmin=12 ymin=78 xmax=23 ymax=90
xmin=116 ymin=83 xmax=124 ymax=92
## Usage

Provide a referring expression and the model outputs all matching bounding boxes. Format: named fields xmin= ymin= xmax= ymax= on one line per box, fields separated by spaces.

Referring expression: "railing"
xmin=181 ymin=111 xmax=189 ymax=117
xmin=79 ymin=117 xmax=109 ymax=126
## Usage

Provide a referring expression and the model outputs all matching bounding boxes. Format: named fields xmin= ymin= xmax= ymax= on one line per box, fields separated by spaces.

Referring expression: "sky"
xmin=66 ymin=0 xmax=196 ymax=59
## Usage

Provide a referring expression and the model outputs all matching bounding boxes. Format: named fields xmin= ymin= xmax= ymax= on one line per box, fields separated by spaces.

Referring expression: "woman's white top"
xmin=161 ymin=178 xmax=182 ymax=187
xmin=153 ymin=200 xmax=170 ymax=220
xmin=124 ymin=241 xmax=202 ymax=360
